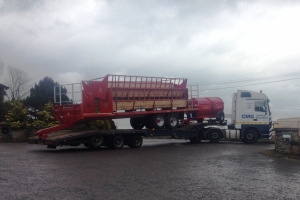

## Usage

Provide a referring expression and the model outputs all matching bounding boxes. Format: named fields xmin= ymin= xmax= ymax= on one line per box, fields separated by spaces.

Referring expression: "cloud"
xmin=57 ymin=71 xmax=84 ymax=85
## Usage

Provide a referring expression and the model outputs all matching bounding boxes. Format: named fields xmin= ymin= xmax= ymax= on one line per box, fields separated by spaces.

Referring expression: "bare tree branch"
xmin=5 ymin=66 xmax=31 ymax=100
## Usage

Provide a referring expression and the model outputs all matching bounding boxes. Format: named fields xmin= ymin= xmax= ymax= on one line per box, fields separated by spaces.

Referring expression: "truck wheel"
xmin=216 ymin=111 xmax=225 ymax=122
xmin=89 ymin=135 xmax=104 ymax=149
xmin=112 ymin=135 xmax=124 ymax=149
xmin=152 ymin=114 xmax=166 ymax=129
xmin=243 ymin=129 xmax=258 ymax=144
xmin=130 ymin=118 xmax=145 ymax=129
xmin=166 ymin=113 xmax=178 ymax=129
xmin=208 ymin=129 xmax=222 ymax=143
xmin=128 ymin=134 xmax=143 ymax=148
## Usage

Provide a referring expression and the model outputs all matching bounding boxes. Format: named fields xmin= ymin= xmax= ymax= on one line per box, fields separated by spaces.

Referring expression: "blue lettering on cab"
xmin=242 ymin=114 xmax=254 ymax=118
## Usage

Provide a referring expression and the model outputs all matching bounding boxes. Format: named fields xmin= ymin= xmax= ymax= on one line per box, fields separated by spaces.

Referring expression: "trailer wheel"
xmin=243 ymin=129 xmax=258 ymax=144
xmin=130 ymin=118 xmax=145 ymax=129
xmin=112 ymin=135 xmax=124 ymax=149
xmin=128 ymin=134 xmax=143 ymax=148
xmin=89 ymin=135 xmax=104 ymax=149
xmin=166 ymin=114 xmax=178 ymax=129
xmin=208 ymin=129 xmax=222 ymax=143
xmin=152 ymin=114 xmax=166 ymax=129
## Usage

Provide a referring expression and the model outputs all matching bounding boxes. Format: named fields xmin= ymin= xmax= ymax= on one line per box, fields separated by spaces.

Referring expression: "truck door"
xmin=240 ymin=98 xmax=255 ymax=125
xmin=253 ymin=100 xmax=269 ymax=124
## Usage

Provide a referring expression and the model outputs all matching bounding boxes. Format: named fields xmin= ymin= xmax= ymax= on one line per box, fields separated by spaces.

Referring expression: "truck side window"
xmin=254 ymin=101 xmax=266 ymax=112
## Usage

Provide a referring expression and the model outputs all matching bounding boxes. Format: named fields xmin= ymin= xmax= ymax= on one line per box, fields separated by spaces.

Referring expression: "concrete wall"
xmin=0 ymin=129 xmax=38 ymax=142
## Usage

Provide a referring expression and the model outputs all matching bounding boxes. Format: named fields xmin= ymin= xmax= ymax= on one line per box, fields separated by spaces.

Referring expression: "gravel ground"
xmin=0 ymin=139 xmax=299 ymax=200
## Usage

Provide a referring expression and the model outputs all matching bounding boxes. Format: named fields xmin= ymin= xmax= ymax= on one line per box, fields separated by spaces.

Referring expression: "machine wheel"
xmin=144 ymin=117 xmax=154 ymax=129
xmin=208 ymin=129 xmax=222 ymax=143
xmin=216 ymin=111 xmax=225 ymax=122
xmin=112 ymin=135 xmax=124 ymax=149
xmin=152 ymin=114 xmax=166 ymax=129
xmin=243 ymin=129 xmax=258 ymax=144
xmin=88 ymin=135 xmax=104 ymax=149
xmin=128 ymin=134 xmax=143 ymax=148
xmin=166 ymin=113 xmax=179 ymax=129
xmin=130 ymin=118 xmax=145 ymax=129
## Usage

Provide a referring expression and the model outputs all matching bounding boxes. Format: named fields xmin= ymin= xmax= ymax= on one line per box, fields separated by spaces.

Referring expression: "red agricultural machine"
xmin=37 ymin=74 xmax=224 ymax=139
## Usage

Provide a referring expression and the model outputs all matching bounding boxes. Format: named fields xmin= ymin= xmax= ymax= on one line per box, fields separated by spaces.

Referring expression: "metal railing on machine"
xmin=54 ymin=82 xmax=82 ymax=105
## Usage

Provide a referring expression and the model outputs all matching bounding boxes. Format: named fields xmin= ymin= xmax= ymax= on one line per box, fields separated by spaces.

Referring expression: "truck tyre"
xmin=128 ymin=134 xmax=143 ymax=148
xmin=208 ymin=129 xmax=222 ymax=143
xmin=166 ymin=113 xmax=179 ymax=129
xmin=112 ymin=135 xmax=124 ymax=149
xmin=152 ymin=114 xmax=166 ymax=129
xmin=130 ymin=118 xmax=145 ymax=129
xmin=89 ymin=135 xmax=104 ymax=149
xmin=216 ymin=111 xmax=225 ymax=122
xmin=243 ymin=129 xmax=258 ymax=144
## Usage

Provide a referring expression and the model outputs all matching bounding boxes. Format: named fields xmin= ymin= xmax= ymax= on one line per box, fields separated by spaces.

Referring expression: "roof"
xmin=0 ymin=83 xmax=9 ymax=90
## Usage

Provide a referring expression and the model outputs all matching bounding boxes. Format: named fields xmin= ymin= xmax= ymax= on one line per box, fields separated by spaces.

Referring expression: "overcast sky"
xmin=1 ymin=0 xmax=300 ymax=125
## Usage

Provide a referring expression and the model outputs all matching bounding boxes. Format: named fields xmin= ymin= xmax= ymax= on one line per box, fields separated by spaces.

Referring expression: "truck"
xmin=28 ymin=74 xmax=272 ymax=149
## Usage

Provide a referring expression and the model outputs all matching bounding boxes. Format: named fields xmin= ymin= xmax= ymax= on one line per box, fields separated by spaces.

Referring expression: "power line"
xmin=199 ymin=77 xmax=300 ymax=91
xmin=270 ymin=107 xmax=300 ymax=110
xmin=198 ymin=71 xmax=300 ymax=85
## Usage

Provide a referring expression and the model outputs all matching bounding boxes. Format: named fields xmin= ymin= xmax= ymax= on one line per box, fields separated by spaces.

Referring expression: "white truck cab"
xmin=229 ymin=90 xmax=272 ymax=143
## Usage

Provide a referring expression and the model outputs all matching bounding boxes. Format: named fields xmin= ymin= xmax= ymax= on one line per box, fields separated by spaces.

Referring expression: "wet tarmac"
xmin=0 ymin=139 xmax=299 ymax=200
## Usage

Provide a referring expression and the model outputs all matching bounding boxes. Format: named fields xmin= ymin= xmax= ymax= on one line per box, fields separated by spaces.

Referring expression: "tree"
xmin=25 ymin=76 xmax=69 ymax=111
xmin=6 ymin=66 xmax=31 ymax=100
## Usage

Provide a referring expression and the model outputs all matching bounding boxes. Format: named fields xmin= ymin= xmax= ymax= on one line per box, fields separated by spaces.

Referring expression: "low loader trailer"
xmin=28 ymin=74 xmax=272 ymax=149
xmin=28 ymin=121 xmax=228 ymax=149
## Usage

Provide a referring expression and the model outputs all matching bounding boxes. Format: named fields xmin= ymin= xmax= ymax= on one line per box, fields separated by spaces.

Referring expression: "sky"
xmin=0 ymin=0 xmax=300 ymax=126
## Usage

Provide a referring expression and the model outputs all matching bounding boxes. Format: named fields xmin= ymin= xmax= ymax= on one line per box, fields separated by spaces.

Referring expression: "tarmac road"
xmin=0 ymin=139 xmax=299 ymax=200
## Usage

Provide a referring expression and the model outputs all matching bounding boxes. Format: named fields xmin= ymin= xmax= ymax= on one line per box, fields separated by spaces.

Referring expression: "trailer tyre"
xmin=243 ymin=129 xmax=258 ymax=144
xmin=89 ymin=135 xmax=104 ymax=149
xmin=152 ymin=114 xmax=166 ymax=129
xmin=166 ymin=113 xmax=179 ymax=129
xmin=128 ymin=134 xmax=143 ymax=148
xmin=130 ymin=118 xmax=145 ymax=129
xmin=112 ymin=135 xmax=124 ymax=149
xmin=208 ymin=129 xmax=222 ymax=143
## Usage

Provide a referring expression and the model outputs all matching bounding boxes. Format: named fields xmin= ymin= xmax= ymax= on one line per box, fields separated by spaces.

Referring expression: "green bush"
xmin=5 ymin=100 xmax=29 ymax=129
xmin=31 ymin=101 xmax=59 ymax=128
